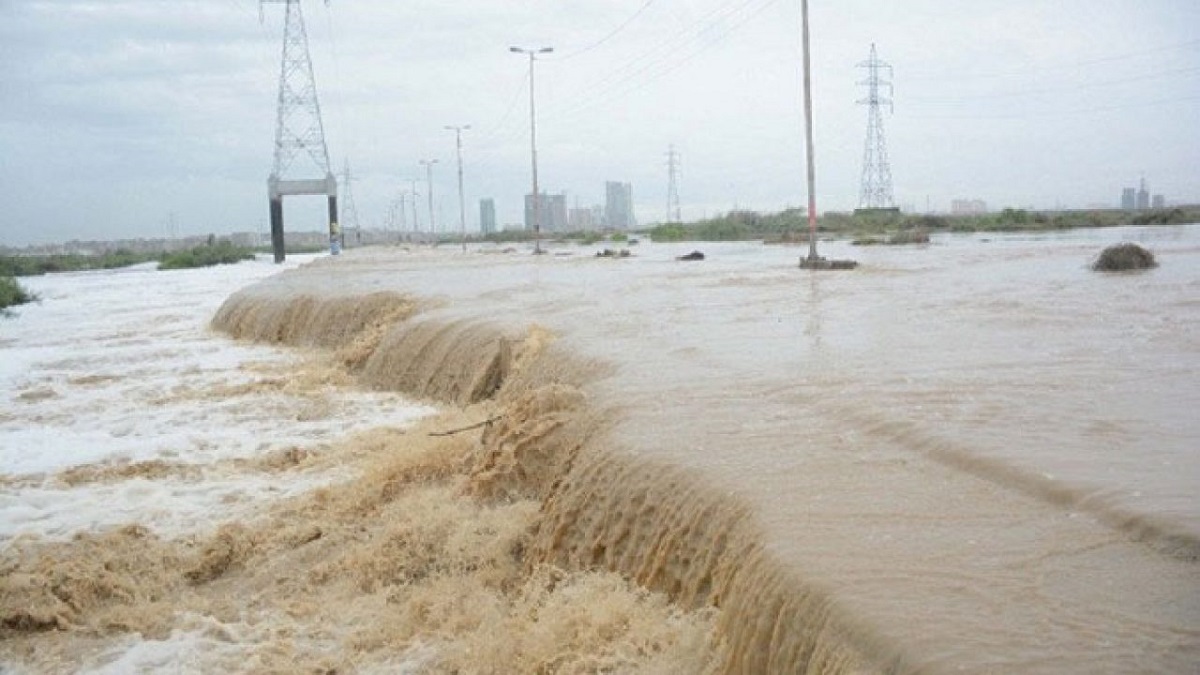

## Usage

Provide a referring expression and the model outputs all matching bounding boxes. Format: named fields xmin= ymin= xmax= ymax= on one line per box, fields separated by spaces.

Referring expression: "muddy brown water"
xmin=206 ymin=227 xmax=1199 ymax=672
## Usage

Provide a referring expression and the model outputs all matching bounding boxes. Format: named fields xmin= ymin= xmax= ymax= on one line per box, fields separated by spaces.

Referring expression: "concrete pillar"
xmin=270 ymin=197 xmax=285 ymax=264
xmin=327 ymin=194 xmax=340 ymax=255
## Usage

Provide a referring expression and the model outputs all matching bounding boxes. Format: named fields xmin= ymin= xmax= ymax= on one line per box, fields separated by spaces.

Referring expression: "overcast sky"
xmin=2 ymin=0 xmax=1198 ymax=245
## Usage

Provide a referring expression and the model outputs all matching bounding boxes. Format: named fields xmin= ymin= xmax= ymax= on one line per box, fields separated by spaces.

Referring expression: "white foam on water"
xmin=0 ymin=255 xmax=435 ymax=541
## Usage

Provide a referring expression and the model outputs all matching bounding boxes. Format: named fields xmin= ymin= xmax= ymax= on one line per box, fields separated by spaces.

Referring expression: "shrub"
xmin=1092 ymin=243 xmax=1157 ymax=272
xmin=159 ymin=241 xmax=255 ymax=270
xmin=1 ymin=276 xmax=35 ymax=314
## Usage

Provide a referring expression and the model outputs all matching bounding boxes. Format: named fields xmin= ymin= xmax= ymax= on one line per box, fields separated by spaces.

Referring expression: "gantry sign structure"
xmin=262 ymin=0 xmax=338 ymax=263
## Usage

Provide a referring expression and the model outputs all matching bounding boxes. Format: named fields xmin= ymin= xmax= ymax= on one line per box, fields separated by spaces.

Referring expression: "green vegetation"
xmin=1092 ymin=243 xmax=1158 ymax=272
xmin=638 ymin=206 xmax=1199 ymax=243
xmin=2 ymin=240 xmax=258 ymax=278
xmin=0 ymin=249 xmax=161 ymax=277
xmin=159 ymin=240 xmax=256 ymax=270
xmin=648 ymin=223 xmax=688 ymax=242
xmin=1 ymin=276 xmax=35 ymax=315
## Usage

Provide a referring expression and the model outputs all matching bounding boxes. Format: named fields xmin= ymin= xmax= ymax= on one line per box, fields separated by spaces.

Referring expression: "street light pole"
xmin=419 ymin=159 xmax=439 ymax=239
xmin=409 ymin=178 xmax=420 ymax=235
xmin=445 ymin=125 xmax=471 ymax=252
xmin=510 ymin=45 xmax=553 ymax=254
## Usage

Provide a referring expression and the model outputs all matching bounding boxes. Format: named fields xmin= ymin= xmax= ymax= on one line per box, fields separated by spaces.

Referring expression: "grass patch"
xmin=636 ymin=205 xmax=1199 ymax=242
xmin=1 ymin=276 xmax=36 ymax=315
xmin=0 ymin=250 xmax=161 ymax=277
xmin=159 ymin=241 xmax=256 ymax=270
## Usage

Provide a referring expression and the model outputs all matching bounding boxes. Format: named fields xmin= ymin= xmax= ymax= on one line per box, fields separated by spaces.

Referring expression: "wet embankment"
xmin=209 ymin=285 xmax=901 ymax=673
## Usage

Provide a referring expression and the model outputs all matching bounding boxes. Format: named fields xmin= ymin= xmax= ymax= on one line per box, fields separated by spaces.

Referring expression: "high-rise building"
xmin=1137 ymin=179 xmax=1150 ymax=211
xmin=1121 ymin=188 xmax=1136 ymax=211
xmin=479 ymin=198 xmax=496 ymax=234
xmin=524 ymin=192 xmax=568 ymax=232
xmin=1152 ymin=194 xmax=1165 ymax=209
xmin=604 ymin=181 xmax=635 ymax=230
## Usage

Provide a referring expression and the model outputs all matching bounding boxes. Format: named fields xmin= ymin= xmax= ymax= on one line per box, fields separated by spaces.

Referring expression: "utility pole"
xmin=510 ymin=45 xmax=553 ymax=254
xmin=395 ymin=191 xmax=408 ymax=240
xmin=800 ymin=0 xmax=819 ymax=262
xmin=419 ymin=159 xmax=438 ymax=238
xmin=445 ymin=125 xmax=471 ymax=252
xmin=408 ymin=179 xmax=421 ymax=235
xmin=665 ymin=144 xmax=682 ymax=223
xmin=798 ymin=0 xmax=855 ymax=270
xmin=857 ymin=43 xmax=894 ymax=210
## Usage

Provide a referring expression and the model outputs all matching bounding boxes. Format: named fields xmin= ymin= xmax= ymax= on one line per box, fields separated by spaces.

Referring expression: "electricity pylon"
xmin=261 ymin=0 xmax=338 ymax=262
xmin=340 ymin=159 xmax=361 ymax=246
xmin=856 ymin=43 xmax=894 ymax=210
xmin=665 ymin=145 xmax=681 ymax=223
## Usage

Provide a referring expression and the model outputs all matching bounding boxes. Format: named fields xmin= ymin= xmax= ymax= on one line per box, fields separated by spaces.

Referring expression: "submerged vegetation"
xmin=0 ymin=249 xmax=160 ymax=277
xmin=2 ymin=240 xmax=257 ymax=278
xmin=159 ymin=240 xmax=256 ymax=270
xmin=0 ymin=276 xmax=36 ymax=315
xmin=1092 ymin=243 xmax=1158 ymax=272
xmin=644 ymin=206 xmax=1200 ymax=243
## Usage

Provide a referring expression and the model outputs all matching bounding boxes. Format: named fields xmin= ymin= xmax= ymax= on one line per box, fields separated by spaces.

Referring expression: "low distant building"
xmin=479 ymin=198 xmax=496 ymax=234
xmin=524 ymin=192 xmax=568 ymax=232
xmin=950 ymin=199 xmax=987 ymax=215
xmin=568 ymin=207 xmax=595 ymax=230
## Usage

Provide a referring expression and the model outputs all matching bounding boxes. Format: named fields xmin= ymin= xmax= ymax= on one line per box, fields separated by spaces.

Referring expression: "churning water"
xmin=2 ymin=226 xmax=1198 ymax=673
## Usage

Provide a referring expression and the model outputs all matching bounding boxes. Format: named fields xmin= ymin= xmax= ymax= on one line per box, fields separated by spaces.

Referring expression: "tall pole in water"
xmin=801 ymin=0 xmax=819 ymax=262
xmin=511 ymin=46 xmax=553 ymax=254
xmin=420 ymin=159 xmax=438 ymax=237
xmin=445 ymin=125 xmax=471 ymax=252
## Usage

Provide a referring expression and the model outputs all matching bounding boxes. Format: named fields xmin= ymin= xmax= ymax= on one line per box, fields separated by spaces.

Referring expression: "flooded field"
xmin=2 ymin=225 xmax=1198 ymax=672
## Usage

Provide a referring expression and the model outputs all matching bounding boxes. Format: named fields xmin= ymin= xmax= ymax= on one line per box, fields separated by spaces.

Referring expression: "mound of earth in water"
xmin=1092 ymin=242 xmax=1157 ymax=271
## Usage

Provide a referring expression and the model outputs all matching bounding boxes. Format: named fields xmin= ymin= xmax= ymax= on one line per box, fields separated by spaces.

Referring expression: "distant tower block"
xmin=666 ymin=145 xmax=682 ymax=223
xmin=262 ymin=0 xmax=338 ymax=263
xmin=856 ymin=43 xmax=895 ymax=210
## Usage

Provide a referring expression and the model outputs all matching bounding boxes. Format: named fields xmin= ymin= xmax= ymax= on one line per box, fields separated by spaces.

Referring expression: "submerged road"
xmin=246 ymin=229 xmax=1200 ymax=672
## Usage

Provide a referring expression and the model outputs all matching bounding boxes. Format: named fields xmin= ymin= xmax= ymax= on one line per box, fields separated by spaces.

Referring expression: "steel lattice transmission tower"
xmin=665 ymin=145 xmax=682 ymax=223
xmin=262 ymin=0 xmax=338 ymax=262
xmin=340 ymin=159 xmax=361 ymax=246
xmin=856 ymin=43 xmax=894 ymax=210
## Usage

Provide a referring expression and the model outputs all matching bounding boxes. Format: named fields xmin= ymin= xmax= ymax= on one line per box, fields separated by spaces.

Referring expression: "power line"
xmin=544 ymin=0 xmax=784 ymax=123
xmin=904 ymin=38 xmax=1200 ymax=83
xmin=907 ymin=65 xmax=1200 ymax=104
xmin=550 ymin=0 xmax=659 ymax=62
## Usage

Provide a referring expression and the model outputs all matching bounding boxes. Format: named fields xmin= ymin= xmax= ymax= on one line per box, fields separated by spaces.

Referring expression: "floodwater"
xmin=3 ymin=226 xmax=1198 ymax=672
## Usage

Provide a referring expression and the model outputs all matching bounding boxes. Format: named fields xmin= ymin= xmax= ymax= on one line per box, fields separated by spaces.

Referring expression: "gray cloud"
xmin=2 ymin=0 xmax=1198 ymax=245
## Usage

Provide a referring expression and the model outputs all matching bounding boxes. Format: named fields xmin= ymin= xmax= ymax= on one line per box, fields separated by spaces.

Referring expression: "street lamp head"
xmin=538 ymin=47 xmax=554 ymax=54
xmin=509 ymin=46 xmax=524 ymax=53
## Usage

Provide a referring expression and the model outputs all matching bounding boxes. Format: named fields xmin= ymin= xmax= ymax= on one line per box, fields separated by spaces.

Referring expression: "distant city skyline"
xmin=2 ymin=1 xmax=1198 ymax=246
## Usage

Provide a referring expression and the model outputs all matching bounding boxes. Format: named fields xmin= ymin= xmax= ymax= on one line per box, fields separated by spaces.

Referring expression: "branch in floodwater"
xmin=428 ymin=415 xmax=503 ymax=437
